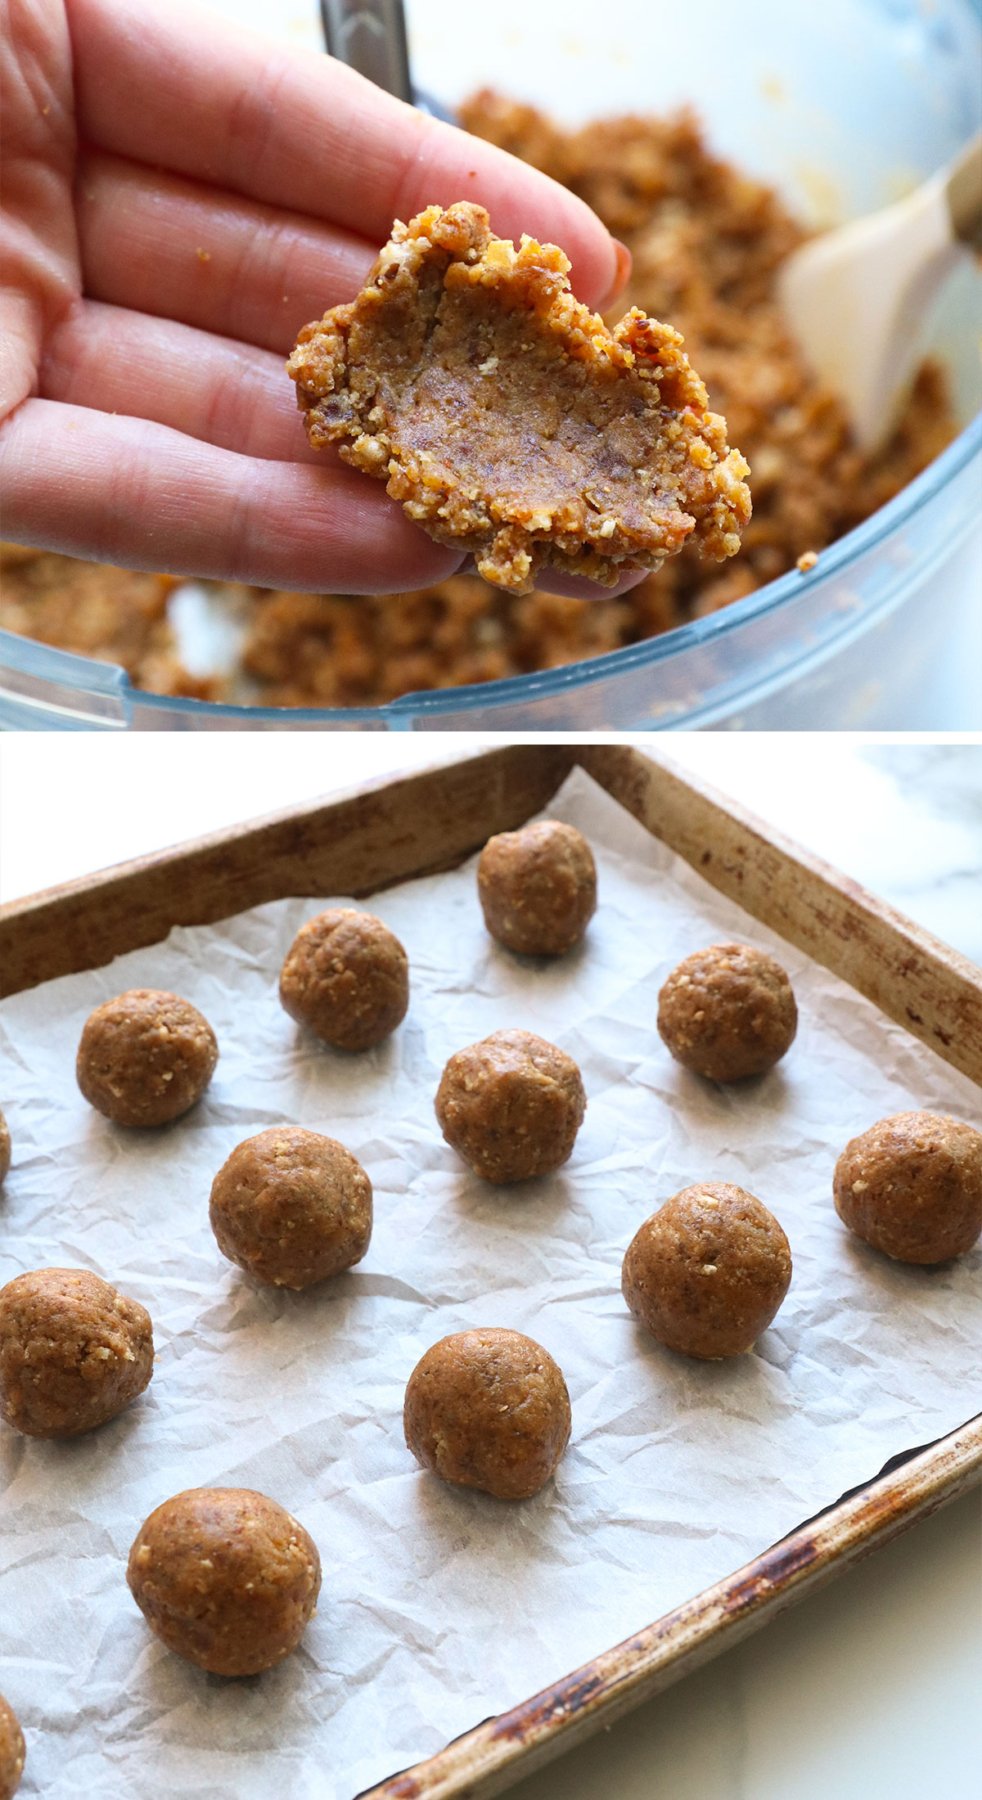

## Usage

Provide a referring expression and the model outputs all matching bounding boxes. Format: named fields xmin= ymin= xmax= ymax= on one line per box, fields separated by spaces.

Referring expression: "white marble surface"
xmin=0 ymin=735 xmax=979 ymax=1799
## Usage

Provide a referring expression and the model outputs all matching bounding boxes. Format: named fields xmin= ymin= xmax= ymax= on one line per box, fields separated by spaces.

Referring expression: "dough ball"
xmin=0 ymin=1694 xmax=25 ymax=1800
xmin=622 ymin=1182 xmax=792 ymax=1358
xmin=833 ymin=1111 xmax=982 ymax=1264
xmin=435 ymin=1028 xmax=586 ymax=1183
xmin=657 ymin=943 xmax=797 ymax=1082
xmin=0 ymin=1110 xmax=9 ymax=1185
xmin=279 ymin=909 xmax=409 ymax=1051
xmin=477 ymin=820 xmax=597 ymax=957
xmin=76 ymin=989 xmax=218 ymax=1127
xmin=0 ymin=1268 xmax=153 ymax=1438
xmin=209 ymin=1126 xmax=372 ymax=1289
xmin=404 ymin=1328 xmax=571 ymax=1500
xmin=127 ymin=1487 xmax=321 ymax=1676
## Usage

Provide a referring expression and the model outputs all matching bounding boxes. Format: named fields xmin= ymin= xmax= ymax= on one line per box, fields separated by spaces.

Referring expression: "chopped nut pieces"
xmin=288 ymin=201 xmax=751 ymax=596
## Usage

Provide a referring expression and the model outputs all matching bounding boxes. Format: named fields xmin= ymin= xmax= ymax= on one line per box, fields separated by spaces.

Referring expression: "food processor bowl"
xmin=2 ymin=0 xmax=979 ymax=730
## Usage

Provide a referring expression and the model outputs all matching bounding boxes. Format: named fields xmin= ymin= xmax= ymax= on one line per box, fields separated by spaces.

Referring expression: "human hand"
xmin=0 ymin=0 xmax=631 ymax=595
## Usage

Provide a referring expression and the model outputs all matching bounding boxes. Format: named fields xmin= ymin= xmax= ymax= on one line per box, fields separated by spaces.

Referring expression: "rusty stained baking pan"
xmin=1 ymin=743 xmax=979 ymax=1796
xmin=362 ymin=1417 xmax=982 ymax=1798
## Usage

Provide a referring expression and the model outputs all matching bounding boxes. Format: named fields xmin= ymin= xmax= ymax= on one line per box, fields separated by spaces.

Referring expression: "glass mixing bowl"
xmin=2 ymin=0 xmax=979 ymax=730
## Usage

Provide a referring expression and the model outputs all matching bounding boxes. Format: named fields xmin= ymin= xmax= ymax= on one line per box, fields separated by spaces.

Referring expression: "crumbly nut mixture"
xmin=239 ymin=573 xmax=679 ymax=704
xmin=463 ymin=96 xmax=955 ymax=624
xmin=0 ymin=544 xmax=216 ymax=700
xmin=288 ymin=200 xmax=751 ymax=596
xmin=1 ymin=100 xmax=956 ymax=704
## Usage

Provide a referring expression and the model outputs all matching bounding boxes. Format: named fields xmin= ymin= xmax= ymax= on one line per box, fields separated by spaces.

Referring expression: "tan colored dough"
xmin=288 ymin=201 xmax=750 ymax=597
xmin=833 ymin=1111 xmax=982 ymax=1264
xmin=478 ymin=820 xmax=597 ymax=957
xmin=0 ymin=1694 xmax=25 ymax=1800
xmin=435 ymin=1028 xmax=586 ymax=1183
xmin=279 ymin=909 xmax=409 ymax=1051
xmin=0 ymin=1267 xmax=153 ymax=1438
xmin=0 ymin=1110 xmax=10 ymax=1185
xmin=127 ymin=1487 xmax=321 ymax=1676
xmin=404 ymin=1327 xmax=571 ymax=1500
xmin=76 ymin=989 xmax=218 ymax=1127
xmin=622 ymin=1182 xmax=792 ymax=1358
xmin=209 ymin=1126 xmax=372 ymax=1289
xmin=657 ymin=943 xmax=797 ymax=1082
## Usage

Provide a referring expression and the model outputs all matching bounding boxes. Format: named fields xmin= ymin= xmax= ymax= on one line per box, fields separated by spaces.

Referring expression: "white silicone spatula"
xmin=779 ymin=132 xmax=982 ymax=455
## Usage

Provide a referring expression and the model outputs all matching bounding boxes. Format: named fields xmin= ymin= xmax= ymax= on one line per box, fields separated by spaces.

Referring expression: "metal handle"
xmin=319 ymin=0 xmax=413 ymax=103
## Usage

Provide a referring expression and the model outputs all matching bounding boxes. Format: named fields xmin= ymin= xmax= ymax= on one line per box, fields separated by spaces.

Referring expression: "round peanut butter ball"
xmin=76 ymin=989 xmax=218 ymax=1127
xmin=404 ymin=1328 xmax=572 ymax=1500
xmin=127 ymin=1487 xmax=321 ymax=1676
xmin=0 ymin=1267 xmax=153 ymax=1438
xmin=279 ymin=909 xmax=409 ymax=1051
xmin=478 ymin=820 xmax=597 ymax=957
xmin=833 ymin=1111 xmax=982 ymax=1264
xmin=622 ymin=1183 xmax=792 ymax=1358
xmin=0 ymin=1109 xmax=10 ymax=1185
xmin=435 ymin=1028 xmax=586 ymax=1183
xmin=657 ymin=943 xmax=797 ymax=1082
xmin=0 ymin=1694 xmax=25 ymax=1800
xmin=209 ymin=1126 xmax=372 ymax=1289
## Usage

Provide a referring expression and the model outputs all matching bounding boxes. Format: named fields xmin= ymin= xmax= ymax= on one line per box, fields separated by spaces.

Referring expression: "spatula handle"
xmin=319 ymin=0 xmax=413 ymax=103
xmin=946 ymin=131 xmax=982 ymax=252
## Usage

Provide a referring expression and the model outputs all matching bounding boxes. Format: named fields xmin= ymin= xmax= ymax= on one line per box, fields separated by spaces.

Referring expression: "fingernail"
xmin=602 ymin=238 xmax=632 ymax=309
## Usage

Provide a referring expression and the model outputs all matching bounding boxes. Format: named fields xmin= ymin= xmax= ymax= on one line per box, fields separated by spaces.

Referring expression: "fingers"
xmin=25 ymin=300 xmax=657 ymax=601
xmin=0 ymin=291 xmax=44 ymax=422
xmin=66 ymin=0 xmax=621 ymax=309
xmin=0 ymin=397 xmax=463 ymax=592
xmin=39 ymin=298 xmax=321 ymax=463
xmin=535 ymin=567 xmax=650 ymax=601
xmin=77 ymin=151 xmax=372 ymax=353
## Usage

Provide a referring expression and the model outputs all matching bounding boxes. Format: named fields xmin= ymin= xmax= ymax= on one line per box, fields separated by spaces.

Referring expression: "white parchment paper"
xmin=1 ymin=769 xmax=979 ymax=1799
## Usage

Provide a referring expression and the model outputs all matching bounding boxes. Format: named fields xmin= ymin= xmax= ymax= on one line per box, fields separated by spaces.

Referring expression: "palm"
xmin=0 ymin=0 xmax=624 ymax=594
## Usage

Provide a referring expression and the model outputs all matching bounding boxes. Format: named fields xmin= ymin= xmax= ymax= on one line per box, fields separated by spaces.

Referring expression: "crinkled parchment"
xmin=1 ymin=769 xmax=979 ymax=1799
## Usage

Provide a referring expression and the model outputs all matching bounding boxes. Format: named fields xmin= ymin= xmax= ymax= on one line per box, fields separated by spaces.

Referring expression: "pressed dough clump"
xmin=833 ymin=1111 xmax=982 ymax=1264
xmin=0 ymin=1267 xmax=154 ymax=1438
xmin=288 ymin=201 xmax=751 ymax=596
xmin=657 ymin=943 xmax=797 ymax=1082
xmin=76 ymin=989 xmax=218 ymax=1127
xmin=435 ymin=1028 xmax=586 ymax=1183
xmin=127 ymin=1487 xmax=321 ymax=1676
xmin=279 ymin=909 xmax=409 ymax=1051
xmin=622 ymin=1182 xmax=792 ymax=1358
xmin=0 ymin=1693 xmax=25 ymax=1800
xmin=0 ymin=1109 xmax=9 ymax=1185
xmin=209 ymin=1126 xmax=373 ymax=1289
xmin=404 ymin=1327 xmax=572 ymax=1499
xmin=478 ymin=820 xmax=597 ymax=956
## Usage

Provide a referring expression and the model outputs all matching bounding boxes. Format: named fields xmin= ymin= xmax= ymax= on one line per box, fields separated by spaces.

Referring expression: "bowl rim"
xmin=2 ymin=410 xmax=980 ymax=728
